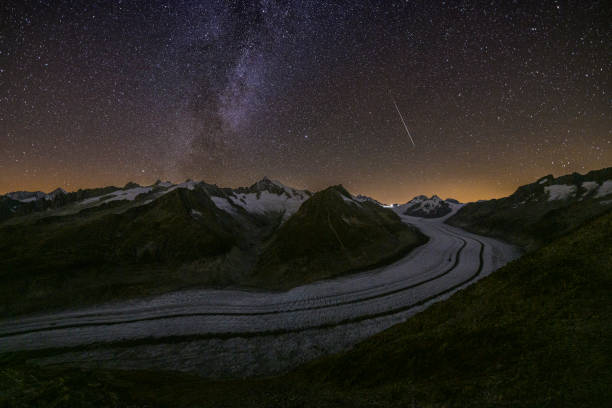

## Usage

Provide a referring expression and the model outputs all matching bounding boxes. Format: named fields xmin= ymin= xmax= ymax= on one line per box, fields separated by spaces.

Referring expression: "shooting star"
xmin=389 ymin=93 xmax=415 ymax=148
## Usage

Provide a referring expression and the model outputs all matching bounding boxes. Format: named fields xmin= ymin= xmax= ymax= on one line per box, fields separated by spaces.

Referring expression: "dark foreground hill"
xmin=0 ymin=187 xmax=248 ymax=317
xmin=3 ymin=209 xmax=610 ymax=407
xmin=249 ymin=185 xmax=427 ymax=289
xmin=447 ymin=167 xmax=612 ymax=250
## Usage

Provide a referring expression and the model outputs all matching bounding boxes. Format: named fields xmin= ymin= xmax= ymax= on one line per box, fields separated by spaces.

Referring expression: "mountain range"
xmin=3 ymin=170 xmax=610 ymax=407
xmin=2 ymin=167 xmax=612 ymax=407
xmin=447 ymin=167 xmax=612 ymax=250
xmin=396 ymin=195 xmax=461 ymax=218
xmin=0 ymin=178 xmax=425 ymax=316
xmin=4 ymin=167 xmax=611 ymax=316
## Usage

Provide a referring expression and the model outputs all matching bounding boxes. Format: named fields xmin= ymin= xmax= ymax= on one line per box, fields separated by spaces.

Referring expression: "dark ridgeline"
xmin=447 ymin=167 xmax=612 ymax=250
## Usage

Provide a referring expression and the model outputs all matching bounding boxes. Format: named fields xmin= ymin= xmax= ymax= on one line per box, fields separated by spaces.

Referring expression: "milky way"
xmin=1 ymin=0 xmax=610 ymax=202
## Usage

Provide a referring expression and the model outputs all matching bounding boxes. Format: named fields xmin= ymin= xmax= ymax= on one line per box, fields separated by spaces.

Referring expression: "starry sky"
xmin=1 ymin=0 xmax=610 ymax=203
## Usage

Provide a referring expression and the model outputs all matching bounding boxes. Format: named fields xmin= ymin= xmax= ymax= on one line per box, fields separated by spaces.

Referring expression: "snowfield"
xmin=6 ymin=189 xmax=66 ymax=203
xmin=581 ymin=181 xmax=599 ymax=196
xmin=595 ymin=180 xmax=612 ymax=198
xmin=210 ymin=196 xmax=235 ymax=213
xmin=0 ymin=208 xmax=520 ymax=377
xmin=80 ymin=186 xmax=153 ymax=205
xmin=544 ymin=184 xmax=577 ymax=201
xmin=405 ymin=195 xmax=442 ymax=213
xmin=228 ymin=190 xmax=308 ymax=219
xmin=395 ymin=195 xmax=460 ymax=217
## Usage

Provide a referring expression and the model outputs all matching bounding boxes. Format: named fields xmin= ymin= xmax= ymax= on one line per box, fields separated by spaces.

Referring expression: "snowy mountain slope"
xmin=65 ymin=176 xmax=309 ymax=223
xmin=1 ymin=185 xmax=128 ymax=223
xmin=354 ymin=194 xmax=385 ymax=206
xmin=223 ymin=177 xmax=311 ymax=220
xmin=397 ymin=195 xmax=462 ymax=218
xmin=1 ymin=177 xmax=312 ymax=225
xmin=5 ymin=188 xmax=67 ymax=203
xmin=79 ymin=186 xmax=154 ymax=205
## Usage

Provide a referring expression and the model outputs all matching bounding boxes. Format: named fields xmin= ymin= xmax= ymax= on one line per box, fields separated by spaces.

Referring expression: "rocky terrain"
xmin=447 ymin=167 xmax=612 ymax=250
xmin=396 ymin=195 xmax=461 ymax=218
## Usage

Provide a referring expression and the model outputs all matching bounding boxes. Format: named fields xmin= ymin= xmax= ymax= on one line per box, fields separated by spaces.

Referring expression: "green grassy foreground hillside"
xmin=2 ymin=210 xmax=610 ymax=407
xmin=294 ymin=208 xmax=611 ymax=406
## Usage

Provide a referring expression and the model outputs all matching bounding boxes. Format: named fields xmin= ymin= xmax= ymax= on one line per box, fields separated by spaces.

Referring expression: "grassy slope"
xmin=2 ymin=211 xmax=610 ymax=407
xmin=0 ymin=188 xmax=241 ymax=317
xmin=295 ymin=209 xmax=612 ymax=407
xmin=250 ymin=185 xmax=427 ymax=289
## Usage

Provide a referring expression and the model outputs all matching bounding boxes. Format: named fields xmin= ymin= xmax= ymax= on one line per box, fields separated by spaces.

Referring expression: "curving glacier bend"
xmin=0 ymin=210 xmax=521 ymax=377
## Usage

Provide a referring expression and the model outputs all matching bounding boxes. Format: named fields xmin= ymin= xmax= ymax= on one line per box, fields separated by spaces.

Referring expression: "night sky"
xmin=2 ymin=0 xmax=610 ymax=203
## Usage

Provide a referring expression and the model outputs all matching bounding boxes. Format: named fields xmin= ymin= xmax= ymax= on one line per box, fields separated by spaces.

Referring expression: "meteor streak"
xmin=389 ymin=93 xmax=415 ymax=147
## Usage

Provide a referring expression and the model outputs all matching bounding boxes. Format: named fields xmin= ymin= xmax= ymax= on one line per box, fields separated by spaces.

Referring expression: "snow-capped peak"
xmin=46 ymin=188 xmax=67 ymax=200
xmin=224 ymin=178 xmax=311 ymax=220
xmin=154 ymin=180 xmax=174 ymax=188
xmin=80 ymin=185 xmax=154 ymax=205
xmin=354 ymin=194 xmax=384 ymax=206
xmin=243 ymin=177 xmax=303 ymax=198
xmin=407 ymin=194 xmax=442 ymax=205
xmin=5 ymin=191 xmax=46 ymax=202
xmin=5 ymin=188 xmax=67 ymax=203
xmin=168 ymin=179 xmax=198 ymax=191
xmin=396 ymin=194 xmax=457 ymax=218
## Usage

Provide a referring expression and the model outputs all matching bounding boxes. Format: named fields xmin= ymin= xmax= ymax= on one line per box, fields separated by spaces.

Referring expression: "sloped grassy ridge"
xmin=2 ymin=211 xmax=609 ymax=407
xmin=250 ymin=185 xmax=427 ymax=288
